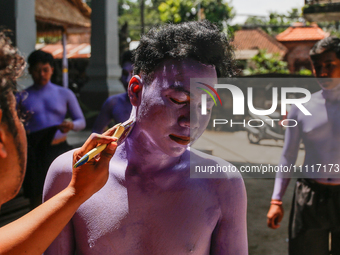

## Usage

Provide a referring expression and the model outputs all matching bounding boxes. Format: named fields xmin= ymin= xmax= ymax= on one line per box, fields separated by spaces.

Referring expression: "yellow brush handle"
xmin=85 ymin=124 xmax=125 ymax=162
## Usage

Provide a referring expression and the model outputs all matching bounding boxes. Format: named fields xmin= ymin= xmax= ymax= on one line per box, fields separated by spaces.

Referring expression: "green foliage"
xmin=244 ymin=8 xmax=301 ymax=36
xmin=37 ymin=36 xmax=62 ymax=44
xmin=316 ymin=20 xmax=340 ymax=39
xmin=158 ymin=0 xmax=234 ymax=30
xmin=243 ymin=49 xmax=313 ymax=76
xmin=118 ymin=0 xmax=162 ymax=41
xmin=298 ymin=68 xmax=312 ymax=76
xmin=243 ymin=50 xmax=289 ymax=75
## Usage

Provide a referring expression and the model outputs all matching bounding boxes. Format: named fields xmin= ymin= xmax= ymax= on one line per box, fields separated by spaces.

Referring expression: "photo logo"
xmin=200 ymin=84 xmax=312 ymax=116
xmin=197 ymin=82 xmax=222 ymax=115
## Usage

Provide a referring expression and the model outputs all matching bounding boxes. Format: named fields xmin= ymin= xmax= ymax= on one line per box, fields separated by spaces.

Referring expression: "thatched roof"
xmin=36 ymin=0 xmax=91 ymax=36
xmin=67 ymin=0 xmax=91 ymax=18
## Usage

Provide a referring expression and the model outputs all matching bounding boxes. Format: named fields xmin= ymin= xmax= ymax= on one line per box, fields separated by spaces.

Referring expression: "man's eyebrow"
xmin=168 ymin=85 xmax=191 ymax=96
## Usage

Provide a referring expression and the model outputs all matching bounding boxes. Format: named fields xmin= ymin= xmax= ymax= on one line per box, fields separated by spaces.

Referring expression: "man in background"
xmin=0 ymin=31 xmax=118 ymax=255
xmin=92 ymin=50 xmax=133 ymax=133
xmin=267 ymin=37 xmax=340 ymax=255
xmin=18 ymin=50 xmax=86 ymax=209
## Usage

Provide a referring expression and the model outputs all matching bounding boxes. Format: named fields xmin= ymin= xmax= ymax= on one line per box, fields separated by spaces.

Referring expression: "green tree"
xmin=118 ymin=0 xmax=162 ymax=40
xmin=158 ymin=0 xmax=234 ymax=30
xmin=243 ymin=49 xmax=312 ymax=76
xmin=244 ymin=8 xmax=302 ymax=36
xmin=243 ymin=50 xmax=289 ymax=75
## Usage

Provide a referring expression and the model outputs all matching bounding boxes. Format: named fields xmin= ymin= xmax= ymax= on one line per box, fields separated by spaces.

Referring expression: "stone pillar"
xmin=80 ymin=0 xmax=122 ymax=127
xmin=0 ymin=0 xmax=36 ymax=88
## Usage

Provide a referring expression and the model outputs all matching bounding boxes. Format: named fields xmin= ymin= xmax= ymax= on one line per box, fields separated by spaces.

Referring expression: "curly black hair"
xmin=133 ymin=20 xmax=235 ymax=83
xmin=0 ymin=32 xmax=25 ymax=135
xmin=310 ymin=36 xmax=340 ymax=60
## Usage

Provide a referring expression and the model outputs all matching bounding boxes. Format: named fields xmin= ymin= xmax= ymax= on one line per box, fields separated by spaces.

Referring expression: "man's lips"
xmin=169 ymin=134 xmax=191 ymax=145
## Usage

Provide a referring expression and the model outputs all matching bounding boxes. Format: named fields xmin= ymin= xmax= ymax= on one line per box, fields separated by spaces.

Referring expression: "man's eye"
xmin=198 ymin=105 xmax=211 ymax=113
xmin=170 ymin=98 xmax=188 ymax=105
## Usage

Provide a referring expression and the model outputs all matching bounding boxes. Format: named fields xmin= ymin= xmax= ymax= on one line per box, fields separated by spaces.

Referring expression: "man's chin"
xmin=320 ymin=83 xmax=337 ymax=90
xmin=36 ymin=81 xmax=48 ymax=86
xmin=317 ymin=79 xmax=337 ymax=90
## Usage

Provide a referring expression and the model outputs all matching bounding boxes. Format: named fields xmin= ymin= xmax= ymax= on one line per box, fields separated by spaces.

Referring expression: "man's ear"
xmin=0 ymin=110 xmax=8 ymax=159
xmin=128 ymin=75 xmax=143 ymax=106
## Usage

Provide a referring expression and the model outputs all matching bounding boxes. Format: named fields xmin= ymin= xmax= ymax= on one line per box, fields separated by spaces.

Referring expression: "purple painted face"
xmin=136 ymin=58 xmax=217 ymax=157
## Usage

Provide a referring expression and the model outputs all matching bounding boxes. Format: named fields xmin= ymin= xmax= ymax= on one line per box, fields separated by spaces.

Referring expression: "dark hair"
xmin=0 ymin=32 xmax=25 ymax=135
xmin=133 ymin=20 xmax=235 ymax=83
xmin=120 ymin=50 xmax=133 ymax=66
xmin=27 ymin=50 xmax=54 ymax=68
xmin=310 ymin=36 xmax=340 ymax=60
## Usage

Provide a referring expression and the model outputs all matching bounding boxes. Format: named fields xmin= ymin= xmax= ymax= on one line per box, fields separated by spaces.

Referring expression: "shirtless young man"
xmin=267 ymin=37 xmax=340 ymax=255
xmin=44 ymin=21 xmax=248 ymax=255
xmin=0 ymin=32 xmax=118 ymax=255
xmin=92 ymin=50 xmax=133 ymax=133
xmin=18 ymin=50 xmax=86 ymax=209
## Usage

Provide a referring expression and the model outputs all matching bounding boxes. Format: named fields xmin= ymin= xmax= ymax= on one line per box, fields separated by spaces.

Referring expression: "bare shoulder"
xmin=104 ymin=93 xmax=128 ymax=106
xmin=50 ymin=83 xmax=74 ymax=97
xmin=187 ymin=148 xmax=246 ymax=198
xmin=43 ymin=149 xmax=75 ymax=200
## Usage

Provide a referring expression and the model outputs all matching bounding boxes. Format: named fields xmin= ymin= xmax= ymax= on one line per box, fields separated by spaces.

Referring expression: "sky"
xmin=230 ymin=0 xmax=305 ymax=25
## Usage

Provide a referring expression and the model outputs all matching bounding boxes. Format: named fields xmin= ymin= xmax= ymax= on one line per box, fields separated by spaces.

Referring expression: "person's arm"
xmin=267 ymin=105 xmax=302 ymax=229
xmin=58 ymin=89 xmax=85 ymax=134
xmin=92 ymin=96 xmax=116 ymax=133
xmin=0 ymin=127 xmax=118 ymax=255
xmin=210 ymin=167 xmax=248 ymax=255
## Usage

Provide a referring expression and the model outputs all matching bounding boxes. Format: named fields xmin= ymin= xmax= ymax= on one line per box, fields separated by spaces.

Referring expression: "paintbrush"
xmin=73 ymin=117 xmax=136 ymax=168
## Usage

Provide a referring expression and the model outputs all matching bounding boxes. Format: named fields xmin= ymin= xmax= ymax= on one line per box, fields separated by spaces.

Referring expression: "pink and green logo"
xmin=197 ymin=82 xmax=222 ymax=115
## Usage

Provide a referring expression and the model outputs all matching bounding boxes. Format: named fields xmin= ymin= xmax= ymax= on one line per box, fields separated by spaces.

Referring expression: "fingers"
xmin=96 ymin=141 xmax=118 ymax=166
xmin=267 ymin=215 xmax=280 ymax=229
xmin=102 ymin=124 xmax=120 ymax=136
xmin=81 ymin=133 xmax=118 ymax=153
xmin=267 ymin=205 xmax=283 ymax=229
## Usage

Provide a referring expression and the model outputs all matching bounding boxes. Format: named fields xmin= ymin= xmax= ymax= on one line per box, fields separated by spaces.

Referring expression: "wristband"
xmin=271 ymin=200 xmax=283 ymax=206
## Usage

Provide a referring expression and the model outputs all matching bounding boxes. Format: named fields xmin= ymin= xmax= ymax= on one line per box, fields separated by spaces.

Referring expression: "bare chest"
xmin=72 ymin=177 xmax=220 ymax=255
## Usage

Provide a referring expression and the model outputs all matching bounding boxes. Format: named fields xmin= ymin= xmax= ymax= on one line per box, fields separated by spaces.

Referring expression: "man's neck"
xmin=33 ymin=81 xmax=51 ymax=89
xmin=122 ymin=130 xmax=183 ymax=175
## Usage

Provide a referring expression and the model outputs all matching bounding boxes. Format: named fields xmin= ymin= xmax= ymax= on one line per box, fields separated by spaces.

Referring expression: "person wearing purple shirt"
xmin=267 ymin=37 xmax=340 ymax=255
xmin=92 ymin=51 xmax=133 ymax=133
xmin=43 ymin=21 xmax=248 ymax=255
xmin=18 ymin=50 xmax=85 ymax=209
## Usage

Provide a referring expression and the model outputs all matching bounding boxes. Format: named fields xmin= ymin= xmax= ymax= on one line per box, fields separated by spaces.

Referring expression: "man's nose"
xmin=178 ymin=108 xmax=199 ymax=129
xmin=318 ymin=66 xmax=328 ymax=77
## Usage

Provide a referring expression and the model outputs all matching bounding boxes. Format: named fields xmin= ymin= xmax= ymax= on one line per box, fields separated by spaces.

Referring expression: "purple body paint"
xmin=43 ymin=59 xmax=248 ymax=255
xmin=92 ymin=93 xmax=132 ymax=133
xmin=272 ymin=84 xmax=340 ymax=200
xmin=18 ymin=81 xmax=85 ymax=141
